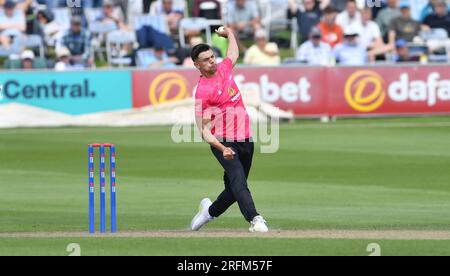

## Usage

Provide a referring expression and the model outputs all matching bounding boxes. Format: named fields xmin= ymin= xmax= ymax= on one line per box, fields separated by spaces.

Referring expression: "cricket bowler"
xmin=190 ymin=26 xmax=268 ymax=233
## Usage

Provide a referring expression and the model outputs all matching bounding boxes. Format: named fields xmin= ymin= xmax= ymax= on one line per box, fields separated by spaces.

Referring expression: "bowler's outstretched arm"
xmin=215 ymin=27 xmax=239 ymax=67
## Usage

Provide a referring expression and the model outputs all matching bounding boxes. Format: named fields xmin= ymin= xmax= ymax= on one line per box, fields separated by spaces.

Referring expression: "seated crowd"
xmin=0 ymin=0 xmax=449 ymax=70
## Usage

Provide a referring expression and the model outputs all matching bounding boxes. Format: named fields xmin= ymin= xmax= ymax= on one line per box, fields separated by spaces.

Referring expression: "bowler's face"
xmin=195 ymin=50 xmax=217 ymax=75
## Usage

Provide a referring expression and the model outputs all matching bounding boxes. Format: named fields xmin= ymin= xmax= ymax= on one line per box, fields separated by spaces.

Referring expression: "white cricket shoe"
xmin=249 ymin=215 xmax=269 ymax=233
xmin=190 ymin=198 xmax=213 ymax=231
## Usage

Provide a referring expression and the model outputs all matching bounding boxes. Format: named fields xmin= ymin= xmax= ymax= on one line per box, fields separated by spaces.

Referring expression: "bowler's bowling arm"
xmin=226 ymin=28 xmax=239 ymax=67
xmin=195 ymin=116 xmax=226 ymax=152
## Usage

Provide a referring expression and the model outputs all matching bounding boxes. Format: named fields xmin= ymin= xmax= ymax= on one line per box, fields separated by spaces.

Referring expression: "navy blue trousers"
xmin=208 ymin=140 xmax=259 ymax=222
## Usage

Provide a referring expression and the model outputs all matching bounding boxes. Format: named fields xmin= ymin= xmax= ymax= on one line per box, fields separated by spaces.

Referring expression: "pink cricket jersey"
xmin=195 ymin=58 xmax=252 ymax=141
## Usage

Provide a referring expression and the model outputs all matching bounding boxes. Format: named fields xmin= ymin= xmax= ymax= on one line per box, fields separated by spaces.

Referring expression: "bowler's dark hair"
xmin=191 ymin=44 xmax=211 ymax=61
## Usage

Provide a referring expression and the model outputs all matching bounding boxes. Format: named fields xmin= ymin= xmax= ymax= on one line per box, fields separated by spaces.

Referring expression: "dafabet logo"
xmin=345 ymin=70 xmax=450 ymax=113
xmin=149 ymin=72 xmax=189 ymax=105
xmin=345 ymin=70 xmax=386 ymax=113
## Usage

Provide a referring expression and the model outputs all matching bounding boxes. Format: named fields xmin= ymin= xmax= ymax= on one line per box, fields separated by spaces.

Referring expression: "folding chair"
xmin=198 ymin=0 xmax=224 ymax=31
xmin=89 ymin=21 xmax=118 ymax=61
xmin=199 ymin=1 xmax=221 ymax=20
xmin=420 ymin=28 xmax=448 ymax=41
xmin=106 ymin=30 xmax=137 ymax=67
xmin=0 ymin=39 xmax=23 ymax=58
xmin=420 ymin=28 xmax=449 ymax=62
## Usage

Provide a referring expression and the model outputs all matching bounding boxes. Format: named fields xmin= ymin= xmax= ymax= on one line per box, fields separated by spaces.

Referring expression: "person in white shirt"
xmin=360 ymin=7 xmax=394 ymax=62
xmin=359 ymin=7 xmax=382 ymax=49
xmin=336 ymin=0 xmax=363 ymax=35
xmin=296 ymin=27 xmax=333 ymax=65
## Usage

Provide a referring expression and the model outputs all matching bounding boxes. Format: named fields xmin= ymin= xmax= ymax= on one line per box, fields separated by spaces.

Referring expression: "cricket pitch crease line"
xmin=1 ymin=230 xmax=450 ymax=240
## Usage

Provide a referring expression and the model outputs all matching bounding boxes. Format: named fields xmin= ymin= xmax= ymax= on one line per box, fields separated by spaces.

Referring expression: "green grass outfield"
xmin=1 ymin=116 xmax=450 ymax=256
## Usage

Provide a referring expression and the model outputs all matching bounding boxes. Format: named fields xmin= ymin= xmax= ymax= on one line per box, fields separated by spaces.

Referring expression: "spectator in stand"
xmin=243 ymin=28 xmax=280 ymax=66
xmin=288 ymin=0 xmax=322 ymax=44
xmin=317 ymin=6 xmax=343 ymax=48
xmin=393 ymin=38 xmax=417 ymax=62
xmin=54 ymin=46 xmax=76 ymax=71
xmin=96 ymin=0 xmax=131 ymax=31
xmin=227 ymin=0 xmax=261 ymax=51
xmin=333 ymin=26 xmax=367 ymax=65
xmin=360 ymin=7 xmax=393 ymax=62
xmin=0 ymin=0 xmax=32 ymax=11
xmin=336 ymin=0 xmax=363 ymax=35
xmin=61 ymin=16 xmax=92 ymax=67
xmin=20 ymin=49 xmax=34 ymax=69
xmin=422 ymin=0 xmax=450 ymax=35
xmin=296 ymin=26 xmax=333 ymax=65
xmin=388 ymin=1 xmax=421 ymax=46
xmin=376 ymin=0 xmax=401 ymax=41
xmin=0 ymin=0 xmax=25 ymax=48
xmin=150 ymin=0 xmax=184 ymax=34
xmin=360 ymin=7 xmax=382 ymax=50
xmin=34 ymin=9 xmax=61 ymax=48
xmin=420 ymin=0 xmax=450 ymax=22
xmin=422 ymin=0 xmax=450 ymax=55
